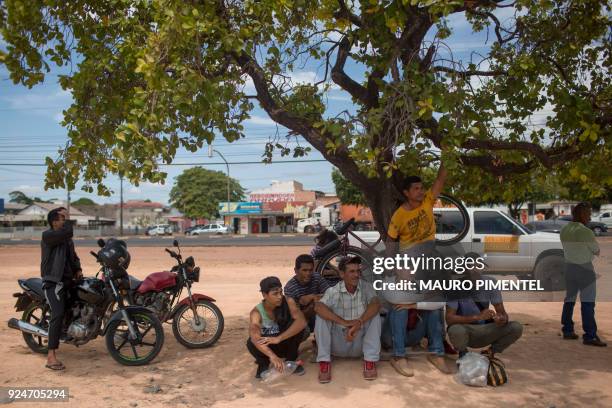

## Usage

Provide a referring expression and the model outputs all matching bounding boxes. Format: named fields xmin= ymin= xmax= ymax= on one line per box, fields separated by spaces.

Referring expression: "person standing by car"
xmin=41 ymin=207 xmax=83 ymax=370
xmin=560 ymin=202 xmax=607 ymax=347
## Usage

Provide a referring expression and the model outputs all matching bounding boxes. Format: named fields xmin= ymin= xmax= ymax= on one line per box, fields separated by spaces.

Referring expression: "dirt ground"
xmin=1 ymin=242 xmax=611 ymax=408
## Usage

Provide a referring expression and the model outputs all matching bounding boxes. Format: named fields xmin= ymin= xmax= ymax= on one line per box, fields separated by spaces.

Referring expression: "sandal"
xmin=45 ymin=362 xmax=65 ymax=371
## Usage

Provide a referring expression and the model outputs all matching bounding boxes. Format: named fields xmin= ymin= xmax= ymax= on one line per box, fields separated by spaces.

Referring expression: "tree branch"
xmin=334 ymin=0 xmax=362 ymax=27
xmin=433 ymin=66 xmax=507 ymax=77
xmin=331 ymin=37 xmax=369 ymax=104
xmin=462 ymin=138 xmax=552 ymax=167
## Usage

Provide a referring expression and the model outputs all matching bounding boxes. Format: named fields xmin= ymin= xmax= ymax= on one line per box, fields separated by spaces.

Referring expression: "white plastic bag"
xmin=455 ymin=352 xmax=489 ymax=387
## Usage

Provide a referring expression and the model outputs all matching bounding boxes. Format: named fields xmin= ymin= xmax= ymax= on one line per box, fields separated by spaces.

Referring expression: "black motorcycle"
xmin=7 ymin=239 xmax=165 ymax=366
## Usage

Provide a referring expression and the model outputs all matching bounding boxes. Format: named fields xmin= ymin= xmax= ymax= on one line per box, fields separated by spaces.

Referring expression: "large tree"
xmin=169 ymin=167 xmax=244 ymax=219
xmin=71 ymin=197 xmax=97 ymax=206
xmin=1 ymin=0 xmax=610 ymax=234
xmin=9 ymin=191 xmax=51 ymax=205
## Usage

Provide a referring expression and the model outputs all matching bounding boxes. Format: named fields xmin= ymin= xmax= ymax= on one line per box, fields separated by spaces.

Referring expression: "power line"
xmin=0 ymin=159 xmax=329 ymax=167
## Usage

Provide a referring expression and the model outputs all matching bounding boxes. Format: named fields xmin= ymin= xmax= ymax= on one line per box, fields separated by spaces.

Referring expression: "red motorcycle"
xmin=104 ymin=239 xmax=224 ymax=348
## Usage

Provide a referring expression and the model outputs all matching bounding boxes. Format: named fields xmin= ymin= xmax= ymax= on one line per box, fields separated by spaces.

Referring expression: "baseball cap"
xmin=260 ymin=276 xmax=282 ymax=293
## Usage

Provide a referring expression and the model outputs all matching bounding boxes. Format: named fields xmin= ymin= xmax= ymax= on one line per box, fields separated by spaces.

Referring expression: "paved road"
xmin=0 ymin=234 xmax=317 ymax=247
xmin=1 ymin=231 xmax=610 ymax=248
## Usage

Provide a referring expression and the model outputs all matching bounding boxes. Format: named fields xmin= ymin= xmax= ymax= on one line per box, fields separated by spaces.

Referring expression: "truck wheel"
xmin=533 ymin=255 xmax=566 ymax=292
xmin=304 ymin=226 xmax=314 ymax=234
xmin=592 ymin=226 xmax=603 ymax=236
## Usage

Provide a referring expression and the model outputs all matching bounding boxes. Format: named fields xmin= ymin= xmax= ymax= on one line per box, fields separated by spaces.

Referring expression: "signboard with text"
xmin=218 ymin=202 xmax=262 ymax=214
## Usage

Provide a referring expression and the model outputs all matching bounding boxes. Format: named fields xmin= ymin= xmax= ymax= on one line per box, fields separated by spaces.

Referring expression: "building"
xmin=248 ymin=180 xmax=319 ymax=204
xmin=219 ymin=202 xmax=294 ymax=234
xmin=77 ymin=200 xmax=169 ymax=229
xmin=0 ymin=201 xmax=114 ymax=227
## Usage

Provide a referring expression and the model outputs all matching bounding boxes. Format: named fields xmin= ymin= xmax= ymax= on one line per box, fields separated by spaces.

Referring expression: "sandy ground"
xmin=1 ymin=242 xmax=611 ymax=408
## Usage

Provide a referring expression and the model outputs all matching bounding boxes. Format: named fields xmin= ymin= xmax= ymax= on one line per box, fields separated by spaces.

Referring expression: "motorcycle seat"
xmin=128 ymin=275 xmax=142 ymax=291
xmin=19 ymin=278 xmax=45 ymax=299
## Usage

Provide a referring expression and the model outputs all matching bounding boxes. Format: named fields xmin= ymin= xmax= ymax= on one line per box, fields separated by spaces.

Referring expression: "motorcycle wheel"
xmin=21 ymin=303 xmax=49 ymax=354
xmin=172 ymin=300 xmax=224 ymax=348
xmin=105 ymin=311 xmax=164 ymax=366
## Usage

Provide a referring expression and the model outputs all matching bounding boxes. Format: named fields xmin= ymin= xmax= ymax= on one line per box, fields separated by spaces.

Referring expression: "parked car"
xmin=190 ymin=224 xmax=230 ymax=235
xmin=525 ymin=220 xmax=566 ymax=234
xmin=597 ymin=211 xmax=612 ymax=228
xmin=184 ymin=225 xmax=205 ymax=235
xmin=146 ymin=224 xmax=172 ymax=236
xmin=557 ymin=216 xmax=608 ymax=236
xmin=350 ymin=208 xmax=567 ymax=291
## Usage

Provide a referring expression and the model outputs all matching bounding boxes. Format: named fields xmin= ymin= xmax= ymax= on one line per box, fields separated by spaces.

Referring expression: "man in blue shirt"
xmin=446 ymin=258 xmax=523 ymax=359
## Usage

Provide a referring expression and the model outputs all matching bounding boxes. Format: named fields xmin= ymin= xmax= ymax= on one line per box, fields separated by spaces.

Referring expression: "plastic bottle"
xmin=260 ymin=360 xmax=302 ymax=383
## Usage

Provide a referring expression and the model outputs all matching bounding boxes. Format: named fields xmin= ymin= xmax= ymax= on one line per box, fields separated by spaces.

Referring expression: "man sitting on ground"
xmin=284 ymin=254 xmax=330 ymax=335
xmin=314 ymin=256 xmax=382 ymax=383
xmin=446 ymin=257 xmax=523 ymax=361
xmin=247 ymin=276 xmax=307 ymax=379
xmin=382 ymin=300 xmax=453 ymax=376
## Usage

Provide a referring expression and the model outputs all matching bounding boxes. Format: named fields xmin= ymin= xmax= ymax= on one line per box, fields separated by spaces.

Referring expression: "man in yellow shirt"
xmin=386 ymin=164 xmax=447 ymax=252
xmin=383 ymin=164 xmax=449 ymax=376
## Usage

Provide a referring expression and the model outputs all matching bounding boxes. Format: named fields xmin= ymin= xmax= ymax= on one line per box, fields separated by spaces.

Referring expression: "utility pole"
xmin=120 ymin=175 xmax=124 ymax=235
xmin=208 ymin=145 xmax=231 ymax=215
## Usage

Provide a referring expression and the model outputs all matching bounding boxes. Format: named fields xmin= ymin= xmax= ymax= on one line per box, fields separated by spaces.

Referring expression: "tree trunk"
xmin=359 ymin=178 xmax=401 ymax=237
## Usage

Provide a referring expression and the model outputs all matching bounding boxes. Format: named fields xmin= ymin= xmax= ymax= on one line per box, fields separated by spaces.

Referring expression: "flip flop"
xmin=45 ymin=362 xmax=65 ymax=371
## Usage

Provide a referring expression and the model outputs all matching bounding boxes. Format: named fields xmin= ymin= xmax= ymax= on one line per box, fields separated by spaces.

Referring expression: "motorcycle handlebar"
xmin=165 ymin=248 xmax=179 ymax=259
xmin=90 ymin=251 xmax=99 ymax=259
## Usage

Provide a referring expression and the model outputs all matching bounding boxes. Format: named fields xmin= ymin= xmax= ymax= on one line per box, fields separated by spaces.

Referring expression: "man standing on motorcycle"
xmin=41 ymin=207 xmax=82 ymax=370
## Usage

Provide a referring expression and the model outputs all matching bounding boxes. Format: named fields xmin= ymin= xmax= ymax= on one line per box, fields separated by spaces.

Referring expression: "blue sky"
xmin=0 ymin=7 xmax=516 ymax=206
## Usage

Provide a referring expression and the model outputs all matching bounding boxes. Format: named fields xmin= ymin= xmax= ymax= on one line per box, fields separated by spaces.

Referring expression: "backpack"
xmin=486 ymin=355 xmax=508 ymax=386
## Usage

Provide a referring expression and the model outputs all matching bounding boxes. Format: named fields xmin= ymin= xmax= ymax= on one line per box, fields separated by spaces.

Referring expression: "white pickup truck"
xmin=349 ymin=207 xmax=566 ymax=291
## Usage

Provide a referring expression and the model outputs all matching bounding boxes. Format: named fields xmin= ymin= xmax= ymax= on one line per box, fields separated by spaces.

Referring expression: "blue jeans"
xmin=561 ymin=262 xmax=597 ymax=340
xmin=382 ymin=308 xmax=445 ymax=357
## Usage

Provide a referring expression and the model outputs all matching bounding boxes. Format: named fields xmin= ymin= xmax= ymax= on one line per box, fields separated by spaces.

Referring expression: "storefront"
xmin=219 ymin=202 xmax=294 ymax=234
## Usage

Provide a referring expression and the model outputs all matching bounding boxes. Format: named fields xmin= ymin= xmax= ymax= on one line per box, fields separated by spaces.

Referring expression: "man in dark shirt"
xmin=446 ymin=260 xmax=522 ymax=361
xmin=41 ymin=207 xmax=82 ymax=370
xmin=284 ymin=254 xmax=330 ymax=334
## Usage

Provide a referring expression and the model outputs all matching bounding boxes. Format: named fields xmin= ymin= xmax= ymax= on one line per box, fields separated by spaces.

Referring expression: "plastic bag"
xmin=455 ymin=352 xmax=489 ymax=387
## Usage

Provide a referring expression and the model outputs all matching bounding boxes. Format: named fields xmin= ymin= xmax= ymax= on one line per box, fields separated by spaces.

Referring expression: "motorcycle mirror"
xmin=173 ymin=239 xmax=179 ymax=247
xmin=97 ymin=238 xmax=106 ymax=248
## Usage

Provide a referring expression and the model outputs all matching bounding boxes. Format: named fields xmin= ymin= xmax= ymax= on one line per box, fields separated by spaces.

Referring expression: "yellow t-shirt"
xmin=387 ymin=190 xmax=436 ymax=250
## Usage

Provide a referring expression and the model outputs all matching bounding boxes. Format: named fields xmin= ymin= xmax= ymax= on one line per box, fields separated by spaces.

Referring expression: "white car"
xmin=190 ymin=224 xmax=230 ymax=235
xmin=349 ymin=208 xmax=567 ymax=290
xmin=597 ymin=211 xmax=612 ymax=228
xmin=146 ymin=224 xmax=172 ymax=236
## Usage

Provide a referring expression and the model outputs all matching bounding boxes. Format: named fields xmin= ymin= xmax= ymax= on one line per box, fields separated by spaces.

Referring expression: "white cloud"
xmin=140 ymin=181 xmax=171 ymax=190
xmin=13 ymin=184 xmax=43 ymax=193
xmin=128 ymin=187 xmax=141 ymax=194
xmin=2 ymin=88 xmax=72 ymax=124
xmin=326 ymin=31 xmax=343 ymax=43
xmin=245 ymin=115 xmax=276 ymax=126
xmin=326 ymin=93 xmax=352 ymax=102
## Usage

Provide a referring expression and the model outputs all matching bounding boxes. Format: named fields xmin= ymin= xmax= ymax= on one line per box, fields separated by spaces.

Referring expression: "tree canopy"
xmin=169 ymin=167 xmax=244 ymax=219
xmin=1 ymin=0 xmax=610 ymax=232
xmin=71 ymin=197 xmax=97 ymax=206
xmin=8 ymin=191 xmax=50 ymax=205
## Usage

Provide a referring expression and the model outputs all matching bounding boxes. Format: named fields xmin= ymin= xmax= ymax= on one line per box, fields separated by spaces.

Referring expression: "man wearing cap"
xmin=247 ymin=276 xmax=307 ymax=379
xmin=445 ymin=255 xmax=523 ymax=360
xmin=314 ymin=256 xmax=382 ymax=383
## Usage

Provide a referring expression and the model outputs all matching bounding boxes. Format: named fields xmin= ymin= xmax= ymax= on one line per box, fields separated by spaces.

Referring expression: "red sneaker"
xmin=363 ymin=361 xmax=377 ymax=380
xmin=318 ymin=361 xmax=331 ymax=383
